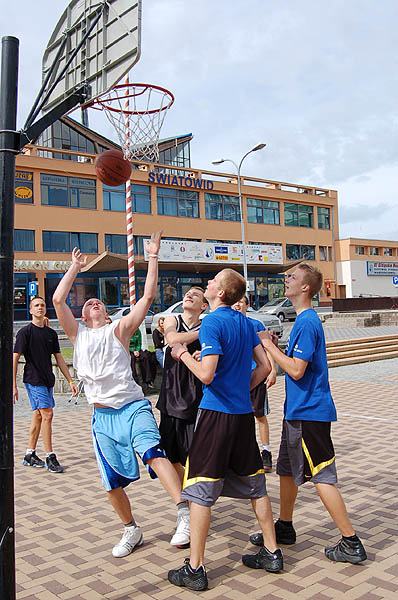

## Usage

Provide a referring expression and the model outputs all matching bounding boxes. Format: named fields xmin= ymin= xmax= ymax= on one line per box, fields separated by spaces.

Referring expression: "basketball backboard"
xmin=41 ymin=0 xmax=142 ymax=114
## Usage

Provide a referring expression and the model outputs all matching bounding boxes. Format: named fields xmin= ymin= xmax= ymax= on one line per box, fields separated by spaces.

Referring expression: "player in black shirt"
xmin=13 ymin=296 xmax=78 ymax=473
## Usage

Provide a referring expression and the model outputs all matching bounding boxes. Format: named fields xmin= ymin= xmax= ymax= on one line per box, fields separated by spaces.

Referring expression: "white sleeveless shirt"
xmin=73 ymin=321 xmax=144 ymax=408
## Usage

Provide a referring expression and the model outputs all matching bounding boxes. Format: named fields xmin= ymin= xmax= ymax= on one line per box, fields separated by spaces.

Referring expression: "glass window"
xmin=319 ymin=246 xmax=332 ymax=261
xmin=205 ymin=193 xmax=240 ymax=221
xmin=105 ymin=234 xmax=127 ymax=254
xmin=384 ymin=247 xmax=393 ymax=256
xmin=355 ymin=245 xmax=365 ymax=255
xmin=318 ymin=206 xmax=331 ymax=229
xmin=100 ymin=277 xmax=118 ymax=306
xmin=103 ymin=184 xmax=125 ymax=211
xmin=43 ymin=231 xmax=98 ymax=253
xmin=134 ymin=236 xmax=146 ymax=256
xmin=369 ymin=246 xmax=379 ymax=256
xmin=157 ymin=188 xmax=199 ymax=218
xmin=284 ymin=203 xmax=313 ymax=228
xmin=286 ymin=244 xmax=315 ymax=260
xmin=15 ymin=171 xmax=34 ymax=204
xmin=133 ymin=184 xmax=151 ymax=213
xmin=247 ymin=198 xmax=280 ymax=224
xmin=14 ymin=229 xmax=35 ymax=252
xmin=41 ymin=174 xmax=96 ymax=208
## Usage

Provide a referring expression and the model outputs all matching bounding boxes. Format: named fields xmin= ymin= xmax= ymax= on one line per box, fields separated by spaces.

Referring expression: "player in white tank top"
xmin=52 ymin=232 xmax=191 ymax=556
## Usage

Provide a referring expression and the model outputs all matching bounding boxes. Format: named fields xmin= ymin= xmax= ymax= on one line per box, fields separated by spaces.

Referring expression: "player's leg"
xmin=22 ymin=384 xmax=45 ymax=467
xmin=252 ymin=384 xmax=272 ymax=471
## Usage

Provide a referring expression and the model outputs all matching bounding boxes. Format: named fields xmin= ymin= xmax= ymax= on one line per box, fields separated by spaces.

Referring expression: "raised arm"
xmin=171 ymin=344 xmax=219 ymax=385
xmin=164 ymin=315 xmax=199 ymax=346
xmin=52 ymin=248 xmax=87 ymax=343
xmin=116 ymin=231 xmax=162 ymax=346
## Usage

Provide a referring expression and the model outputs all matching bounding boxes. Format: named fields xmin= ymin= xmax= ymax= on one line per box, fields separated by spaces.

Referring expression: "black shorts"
xmin=159 ymin=413 xmax=195 ymax=465
xmin=250 ymin=382 xmax=270 ymax=418
xmin=276 ymin=420 xmax=337 ymax=486
xmin=181 ymin=409 xmax=266 ymax=507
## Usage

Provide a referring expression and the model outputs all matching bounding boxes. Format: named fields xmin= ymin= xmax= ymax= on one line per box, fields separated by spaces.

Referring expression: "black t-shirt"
xmin=152 ymin=328 xmax=165 ymax=349
xmin=14 ymin=323 xmax=60 ymax=387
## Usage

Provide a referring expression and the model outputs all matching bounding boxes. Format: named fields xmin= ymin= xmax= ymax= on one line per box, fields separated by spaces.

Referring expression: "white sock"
xmin=26 ymin=448 xmax=35 ymax=455
xmin=46 ymin=452 xmax=54 ymax=457
xmin=262 ymin=444 xmax=271 ymax=452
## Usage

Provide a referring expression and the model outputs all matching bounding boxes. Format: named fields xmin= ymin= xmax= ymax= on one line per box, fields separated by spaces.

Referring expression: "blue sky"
xmin=2 ymin=0 xmax=398 ymax=240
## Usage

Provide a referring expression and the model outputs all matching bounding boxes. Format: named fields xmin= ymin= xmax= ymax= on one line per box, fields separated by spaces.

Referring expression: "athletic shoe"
xmin=325 ymin=536 xmax=367 ymax=564
xmin=168 ymin=558 xmax=208 ymax=591
xmin=22 ymin=451 xmax=45 ymax=468
xmin=250 ymin=519 xmax=297 ymax=547
xmin=170 ymin=509 xmax=190 ymax=547
xmin=261 ymin=449 xmax=272 ymax=472
xmin=45 ymin=453 xmax=64 ymax=473
xmin=112 ymin=525 xmax=143 ymax=558
xmin=242 ymin=547 xmax=284 ymax=572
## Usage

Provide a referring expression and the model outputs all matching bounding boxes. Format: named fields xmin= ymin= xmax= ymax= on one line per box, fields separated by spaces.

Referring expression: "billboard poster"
xmin=367 ymin=261 xmax=398 ymax=276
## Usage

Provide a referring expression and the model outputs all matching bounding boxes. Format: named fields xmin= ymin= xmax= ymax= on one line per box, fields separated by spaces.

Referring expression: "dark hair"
xmin=297 ymin=263 xmax=323 ymax=296
xmin=188 ymin=286 xmax=209 ymax=306
xmin=219 ymin=269 xmax=246 ymax=306
xmin=29 ymin=295 xmax=46 ymax=308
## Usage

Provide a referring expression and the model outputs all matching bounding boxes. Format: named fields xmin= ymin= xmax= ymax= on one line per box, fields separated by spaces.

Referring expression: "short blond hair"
xmin=218 ymin=269 xmax=246 ymax=306
xmin=297 ymin=264 xmax=323 ymax=296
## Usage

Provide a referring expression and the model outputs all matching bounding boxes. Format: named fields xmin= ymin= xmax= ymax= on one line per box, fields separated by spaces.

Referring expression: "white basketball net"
xmin=90 ymin=83 xmax=174 ymax=163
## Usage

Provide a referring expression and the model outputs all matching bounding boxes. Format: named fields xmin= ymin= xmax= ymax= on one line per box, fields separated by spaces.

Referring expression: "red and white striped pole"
xmin=124 ymin=74 xmax=136 ymax=306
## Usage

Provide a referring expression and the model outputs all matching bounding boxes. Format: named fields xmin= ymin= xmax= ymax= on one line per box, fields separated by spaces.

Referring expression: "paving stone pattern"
xmin=15 ymin=362 xmax=398 ymax=599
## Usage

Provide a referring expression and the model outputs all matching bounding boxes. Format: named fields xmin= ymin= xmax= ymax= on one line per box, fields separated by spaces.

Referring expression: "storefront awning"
xmin=81 ymin=251 xmax=130 ymax=273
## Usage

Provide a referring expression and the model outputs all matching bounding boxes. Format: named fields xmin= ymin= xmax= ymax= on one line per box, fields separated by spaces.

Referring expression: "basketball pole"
xmin=0 ymin=35 xmax=19 ymax=600
xmin=124 ymin=74 xmax=136 ymax=308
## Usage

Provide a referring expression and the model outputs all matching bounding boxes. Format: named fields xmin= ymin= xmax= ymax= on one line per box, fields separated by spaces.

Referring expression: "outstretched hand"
xmin=146 ymin=231 xmax=163 ymax=257
xmin=71 ymin=247 xmax=88 ymax=270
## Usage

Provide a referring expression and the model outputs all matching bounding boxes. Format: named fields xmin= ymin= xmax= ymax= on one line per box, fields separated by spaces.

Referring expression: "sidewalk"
xmin=15 ymin=360 xmax=398 ymax=599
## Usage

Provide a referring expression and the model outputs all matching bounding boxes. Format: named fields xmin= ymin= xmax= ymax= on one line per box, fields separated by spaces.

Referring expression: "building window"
xmin=247 ymin=198 xmax=280 ymax=225
xmin=134 ymin=236 xmax=147 ymax=256
xmin=286 ymin=244 xmax=315 ymax=260
xmin=14 ymin=229 xmax=35 ymax=252
xmin=103 ymin=183 xmax=151 ymax=213
xmin=43 ymin=231 xmax=98 ymax=253
xmin=205 ymin=193 xmax=240 ymax=221
xmin=355 ymin=246 xmax=365 ymax=255
xmin=318 ymin=206 xmax=331 ymax=229
xmin=105 ymin=234 xmax=127 ymax=254
xmin=320 ymin=246 xmax=333 ymax=261
xmin=41 ymin=174 xmax=96 ymax=209
xmin=15 ymin=171 xmax=34 ymax=204
xmin=384 ymin=247 xmax=393 ymax=256
xmin=157 ymin=188 xmax=199 ymax=218
xmin=369 ymin=246 xmax=379 ymax=256
xmin=284 ymin=203 xmax=313 ymax=228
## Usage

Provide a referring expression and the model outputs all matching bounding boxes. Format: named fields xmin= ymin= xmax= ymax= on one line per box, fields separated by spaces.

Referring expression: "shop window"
xmin=317 ymin=206 xmax=331 ymax=229
xmin=105 ymin=234 xmax=127 ymax=254
xmin=286 ymin=244 xmax=315 ymax=260
xmin=284 ymin=203 xmax=313 ymax=228
xmin=205 ymin=193 xmax=240 ymax=221
xmin=14 ymin=229 xmax=35 ymax=252
xmin=43 ymin=231 xmax=98 ymax=253
xmin=247 ymin=198 xmax=280 ymax=225
xmin=355 ymin=246 xmax=365 ymax=255
xmin=15 ymin=170 xmax=33 ymax=204
xmin=41 ymin=174 xmax=96 ymax=209
xmin=157 ymin=188 xmax=199 ymax=218
xmin=100 ymin=277 xmax=118 ymax=306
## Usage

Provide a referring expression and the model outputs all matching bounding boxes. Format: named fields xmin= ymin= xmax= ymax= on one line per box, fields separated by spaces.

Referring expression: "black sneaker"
xmin=325 ymin=536 xmax=367 ymax=564
xmin=261 ymin=449 xmax=272 ymax=473
xmin=242 ymin=547 xmax=283 ymax=572
xmin=22 ymin=451 xmax=45 ymax=468
xmin=168 ymin=558 xmax=208 ymax=591
xmin=45 ymin=453 xmax=64 ymax=473
xmin=250 ymin=519 xmax=297 ymax=547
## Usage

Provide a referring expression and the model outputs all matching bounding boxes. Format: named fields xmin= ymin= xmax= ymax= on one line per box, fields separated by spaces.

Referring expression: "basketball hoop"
xmin=86 ymin=82 xmax=174 ymax=163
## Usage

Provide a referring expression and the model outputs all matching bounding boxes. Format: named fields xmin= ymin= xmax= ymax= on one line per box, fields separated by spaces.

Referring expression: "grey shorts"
xmin=276 ymin=420 xmax=338 ymax=486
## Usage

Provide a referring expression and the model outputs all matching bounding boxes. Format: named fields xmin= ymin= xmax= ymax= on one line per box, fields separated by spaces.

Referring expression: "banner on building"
xmin=367 ymin=261 xmax=398 ymax=276
xmin=144 ymin=239 xmax=284 ymax=265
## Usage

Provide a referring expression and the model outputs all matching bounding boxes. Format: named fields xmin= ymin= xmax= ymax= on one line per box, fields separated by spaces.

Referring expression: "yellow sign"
xmin=15 ymin=186 xmax=33 ymax=200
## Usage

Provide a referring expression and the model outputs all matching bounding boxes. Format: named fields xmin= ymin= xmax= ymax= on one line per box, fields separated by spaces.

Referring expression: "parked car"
xmin=151 ymin=301 xmax=283 ymax=337
xmin=108 ymin=307 xmax=154 ymax=333
xmin=258 ymin=297 xmax=296 ymax=322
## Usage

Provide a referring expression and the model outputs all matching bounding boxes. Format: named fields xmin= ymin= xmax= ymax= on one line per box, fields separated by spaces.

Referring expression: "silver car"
xmin=258 ymin=297 xmax=296 ymax=322
xmin=108 ymin=306 xmax=154 ymax=333
xmin=151 ymin=301 xmax=283 ymax=337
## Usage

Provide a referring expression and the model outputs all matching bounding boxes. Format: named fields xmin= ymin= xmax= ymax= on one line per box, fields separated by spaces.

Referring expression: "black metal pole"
xmin=0 ymin=35 xmax=19 ymax=600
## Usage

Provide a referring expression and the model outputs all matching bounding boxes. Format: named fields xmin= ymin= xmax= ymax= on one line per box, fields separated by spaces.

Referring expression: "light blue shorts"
xmin=25 ymin=384 xmax=55 ymax=411
xmin=92 ymin=399 xmax=166 ymax=491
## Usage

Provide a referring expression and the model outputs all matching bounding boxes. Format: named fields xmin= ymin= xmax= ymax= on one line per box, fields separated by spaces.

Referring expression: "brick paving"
xmin=14 ymin=361 xmax=398 ymax=599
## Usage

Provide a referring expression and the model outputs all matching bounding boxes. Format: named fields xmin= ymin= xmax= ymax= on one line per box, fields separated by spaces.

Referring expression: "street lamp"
xmin=212 ymin=143 xmax=266 ymax=285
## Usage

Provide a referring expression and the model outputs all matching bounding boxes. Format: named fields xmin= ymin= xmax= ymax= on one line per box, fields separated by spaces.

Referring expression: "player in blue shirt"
xmin=167 ymin=269 xmax=283 ymax=591
xmin=250 ymin=264 xmax=367 ymax=565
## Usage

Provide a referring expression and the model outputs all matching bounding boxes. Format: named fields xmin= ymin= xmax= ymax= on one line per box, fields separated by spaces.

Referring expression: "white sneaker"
xmin=112 ymin=525 xmax=143 ymax=558
xmin=170 ymin=509 xmax=190 ymax=546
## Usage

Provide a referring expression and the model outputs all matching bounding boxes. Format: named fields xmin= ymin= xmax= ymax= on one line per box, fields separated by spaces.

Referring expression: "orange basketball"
xmin=95 ymin=149 xmax=132 ymax=186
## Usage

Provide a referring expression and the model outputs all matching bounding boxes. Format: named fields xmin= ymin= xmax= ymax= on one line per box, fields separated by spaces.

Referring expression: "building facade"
xmin=13 ymin=117 xmax=338 ymax=319
xmin=336 ymin=238 xmax=398 ymax=298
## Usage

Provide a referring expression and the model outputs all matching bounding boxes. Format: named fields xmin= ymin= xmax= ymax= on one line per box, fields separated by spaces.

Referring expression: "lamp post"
xmin=212 ymin=143 xmax=266 ymax=285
